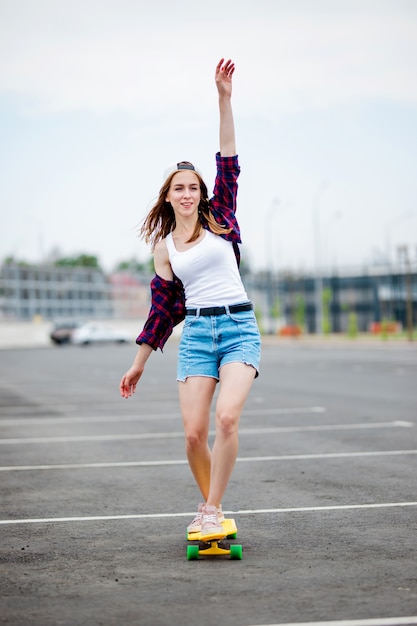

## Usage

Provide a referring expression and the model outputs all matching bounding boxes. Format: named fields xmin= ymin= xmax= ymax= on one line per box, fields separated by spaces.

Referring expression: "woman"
xmin=119 ymin=58 xmax=261 ymax=541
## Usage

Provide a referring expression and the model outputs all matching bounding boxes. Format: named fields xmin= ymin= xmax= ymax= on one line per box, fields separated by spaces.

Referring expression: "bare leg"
xmin=206 ymin=363 xmax=256 ymax=507
xmin=179 ymin=376 xmax=217 ymax=501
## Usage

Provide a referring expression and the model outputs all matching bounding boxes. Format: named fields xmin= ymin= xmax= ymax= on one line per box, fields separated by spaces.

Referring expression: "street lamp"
xmin=384 ymin=210 xmax=414 ymax=266
xmin=313 ymin=181 xmax=328 ymax=335
xmin=323 ymin=210 xmax=343 ymax=273
xmin=384 ymin=210 xmax=414 ymax=321
xmin=264 ymin=197 xmax=280 ymax=334
xmin=264 ymin=198 xmax=293 ymax=333
xmin=266 ymin=197 xmax=280 ymax=272
xmin=397 ymin=245 xmax=414 ymax=342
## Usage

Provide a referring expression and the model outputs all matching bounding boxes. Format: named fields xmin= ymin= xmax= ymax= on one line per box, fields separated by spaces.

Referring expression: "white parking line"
xmin=0 ymin=501 xmax=416 ymax=525
xmin=247 ymin=616 xmax=417 ymax=626
xmin=0 ymin=449 xmax=415 ymax=472
xmin=0 ymin=421 xmax=412 ymax=445
xmin=0 ymin=406 xmax=326 ymax=426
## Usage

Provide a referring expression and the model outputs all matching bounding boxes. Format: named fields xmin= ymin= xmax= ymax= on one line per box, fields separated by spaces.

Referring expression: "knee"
xmin=215 ymin=409 xmax=239 ymax=437
xmin=184 ymin=427 xmax=207 ymax=452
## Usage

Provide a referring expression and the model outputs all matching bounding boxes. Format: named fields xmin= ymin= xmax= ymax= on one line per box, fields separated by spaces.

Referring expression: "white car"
xmin=71 ymin=323 xmax=132 ymax=346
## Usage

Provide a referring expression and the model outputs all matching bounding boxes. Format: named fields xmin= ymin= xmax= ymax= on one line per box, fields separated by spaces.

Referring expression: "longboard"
xmin=186 ymin=518 xmax=242 ymax=560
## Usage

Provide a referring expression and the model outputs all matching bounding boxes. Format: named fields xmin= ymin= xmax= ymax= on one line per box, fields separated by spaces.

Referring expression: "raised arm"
xmin=215 ymin=58 xmax=236 ymax=157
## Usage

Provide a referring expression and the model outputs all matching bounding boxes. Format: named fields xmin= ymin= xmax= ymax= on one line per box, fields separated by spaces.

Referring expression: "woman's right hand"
xmin=119 ymin=343 xmax=153 ymax=399
xmin=119 ymin=364 xmax=144 ymax=399
xmin=215 ymin=58 xmax=235 ymax=99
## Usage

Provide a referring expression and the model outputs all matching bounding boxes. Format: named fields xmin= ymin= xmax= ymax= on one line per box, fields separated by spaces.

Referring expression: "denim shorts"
xmin=177 ymin=307 xmax=261 ymax=382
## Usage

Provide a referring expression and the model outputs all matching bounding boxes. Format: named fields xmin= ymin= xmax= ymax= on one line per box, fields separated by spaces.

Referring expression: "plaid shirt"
xmin=136 ymin=152 xmax=241 ymax=351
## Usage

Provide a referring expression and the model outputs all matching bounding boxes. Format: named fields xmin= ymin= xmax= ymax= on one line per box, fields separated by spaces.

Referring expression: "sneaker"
xmin=187 ymin=503 xmax=225 ymax=534
xmin=200 ymin=504 xmax=227 ymax=540
xmin=187 ymin=502 xmax=204 ymax=534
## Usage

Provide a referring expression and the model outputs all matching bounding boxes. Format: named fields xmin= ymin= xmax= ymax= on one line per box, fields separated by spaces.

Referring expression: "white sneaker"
xmin=187 ymin=503 xmax=225 ymax=534
xmin=187 ymin=502 xmax=204 ymax=534
xmin=200 ymin=504 xmax=227 ymax=540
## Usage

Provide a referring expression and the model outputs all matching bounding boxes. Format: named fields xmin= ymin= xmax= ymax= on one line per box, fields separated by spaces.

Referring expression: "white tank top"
xmin=165 ymin=230 xmax=248 ymax=308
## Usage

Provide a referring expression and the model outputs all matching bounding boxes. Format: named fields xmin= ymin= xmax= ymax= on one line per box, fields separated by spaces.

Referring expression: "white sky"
xmin=1 ymin=0 xmax=417 ymax=273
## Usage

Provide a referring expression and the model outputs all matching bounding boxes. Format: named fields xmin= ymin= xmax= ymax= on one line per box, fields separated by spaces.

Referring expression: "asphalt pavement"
xmin=0 ymin=339 xmax=416 ymax=626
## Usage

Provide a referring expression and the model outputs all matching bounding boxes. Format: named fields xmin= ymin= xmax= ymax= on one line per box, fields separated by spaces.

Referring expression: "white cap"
xmin=162 ymin=161 xmax=203 ymax=183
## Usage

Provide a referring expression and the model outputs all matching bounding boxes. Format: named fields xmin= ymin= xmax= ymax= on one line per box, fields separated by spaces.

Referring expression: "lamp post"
xmin=265 ymin=197 xmax=280 ymax=334
xmin=397 ymin=245 xmax=414 ymax=342
xmin=384 ymin=210 xmax=414 ymax=266
xmin=313 ymin=182 xmax=328 ymax=335
xmin=323 ymin=211 xmax=342 ymax=273
xmin=384 ymin=210 xmax=414 ymax=321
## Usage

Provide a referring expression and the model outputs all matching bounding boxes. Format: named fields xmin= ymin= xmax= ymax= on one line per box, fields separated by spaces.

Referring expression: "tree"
xmin=322 ymin=287 xmax=332 ymax=335
xmin=347 ymin=312 xmax=358 ymax=338
xmin=294 ymin=294 xmax=306 ymax=331
xmin=115 ymin=257 xmax=154 ymax=274
xmin=54 ymin=254 xmax=100 ymax=269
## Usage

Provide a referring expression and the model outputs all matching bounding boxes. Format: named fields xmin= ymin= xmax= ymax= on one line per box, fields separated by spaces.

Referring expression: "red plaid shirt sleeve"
xmin=136 ymin=274 xmax=185 ymax=351
xmin=207 ymin=152 xmax=241 ymax=244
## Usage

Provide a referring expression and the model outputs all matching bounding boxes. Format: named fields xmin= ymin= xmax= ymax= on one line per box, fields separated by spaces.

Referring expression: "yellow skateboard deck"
xmin=186 ymin=518 xmax=242 ymax=560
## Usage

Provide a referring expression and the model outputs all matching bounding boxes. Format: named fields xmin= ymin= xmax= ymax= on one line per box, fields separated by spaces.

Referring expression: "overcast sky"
xmin=1 ymin=0 xmax=416 ymax=273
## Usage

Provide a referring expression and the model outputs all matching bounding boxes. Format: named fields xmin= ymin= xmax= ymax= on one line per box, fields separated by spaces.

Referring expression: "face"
xmin=165 ymin=170 xmax=201 ymax=219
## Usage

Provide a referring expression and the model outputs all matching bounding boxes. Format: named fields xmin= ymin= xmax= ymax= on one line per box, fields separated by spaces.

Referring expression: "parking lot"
xmin=0 ymin=338 xmax=416 ymax=626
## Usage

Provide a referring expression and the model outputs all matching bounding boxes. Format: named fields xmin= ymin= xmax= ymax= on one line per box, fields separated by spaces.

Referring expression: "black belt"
xmin=186 ymin=302 xmax=253 ymax=316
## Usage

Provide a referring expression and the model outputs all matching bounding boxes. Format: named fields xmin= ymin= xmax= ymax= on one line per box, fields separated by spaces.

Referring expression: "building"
xmin=0 ymin=262 xmax=113 ymax=321
xmin=250 ymin=263 xmax=417 ymax=335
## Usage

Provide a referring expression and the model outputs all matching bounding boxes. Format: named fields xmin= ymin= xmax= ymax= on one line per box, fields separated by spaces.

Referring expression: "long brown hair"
xmin=140 ymin=165 xmax=231 ymax=250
